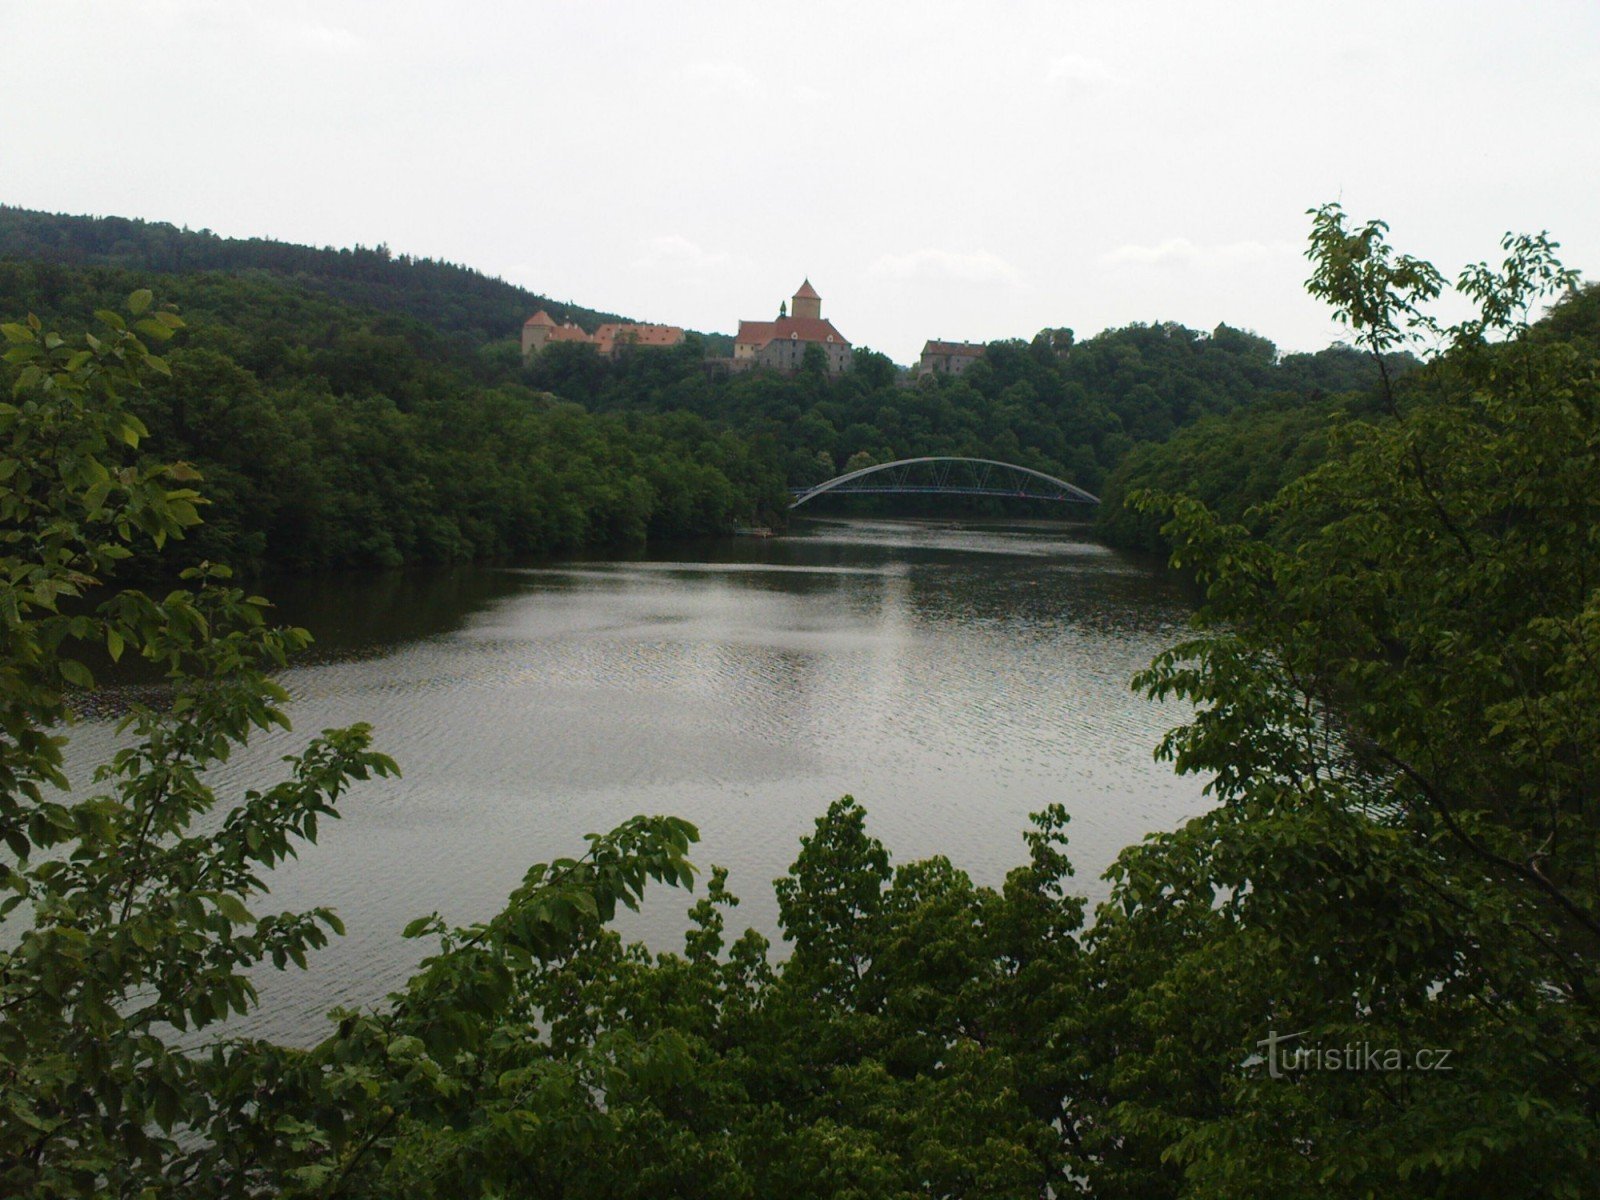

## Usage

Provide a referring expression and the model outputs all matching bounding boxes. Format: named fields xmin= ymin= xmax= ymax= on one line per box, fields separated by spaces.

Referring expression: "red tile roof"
xmin=736 ymin=317 xmax=850 ymax=348
xmin=736 ymin=320 xmax=776 ymax=346
xmin=594 ymin=323 xmax=684 ymax=353
xmin=793 ymin=279 xmax=820 ymax=301
xmin=524 ymin=310 xmax=557 ymax=326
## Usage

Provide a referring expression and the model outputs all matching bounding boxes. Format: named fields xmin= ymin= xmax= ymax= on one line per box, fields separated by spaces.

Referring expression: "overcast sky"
xmin=4 ymin=1 xmax=1595 ymax=362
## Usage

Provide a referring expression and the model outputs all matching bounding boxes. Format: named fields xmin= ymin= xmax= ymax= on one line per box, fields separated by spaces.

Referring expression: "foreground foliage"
xmin=3 ymin=204 xmax=1598 ymax=1198
xmin=0 ymin=298 xmax=1067 ymax=1193
xmin=1084 ymin=209 xmax=1600 ymax=1196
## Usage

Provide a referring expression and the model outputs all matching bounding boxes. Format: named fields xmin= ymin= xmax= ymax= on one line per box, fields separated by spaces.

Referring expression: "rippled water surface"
xmin=64 ymin=517 xmax=1210 ymax=1043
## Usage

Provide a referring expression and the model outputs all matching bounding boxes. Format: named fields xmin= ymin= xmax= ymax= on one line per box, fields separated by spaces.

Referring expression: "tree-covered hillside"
xmin=0 ymin=257 xmax=787 ymax=572
xmin=529 ymin=319 xmax=1411 ymax=506
xmin=1 ymin=206 xmax=1421 ymax=574
xmin=1101 ymin=281 xmax=1599 ymax=551
xmin=0 ymin=205 xmax=626 ymax=344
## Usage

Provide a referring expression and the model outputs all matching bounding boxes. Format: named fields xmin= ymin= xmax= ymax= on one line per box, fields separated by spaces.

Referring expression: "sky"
xmin=3 ymin=0 xmax=1596 ymax=363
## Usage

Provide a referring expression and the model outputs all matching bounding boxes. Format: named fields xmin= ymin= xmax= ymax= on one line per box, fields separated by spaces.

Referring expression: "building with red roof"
xmin=521 ymin=310 xmax=684 ymax=360
xmin=732 ymin=280 xmax=852 ymax=375
xmin=592 ymin=323 xmax=685 ymax=355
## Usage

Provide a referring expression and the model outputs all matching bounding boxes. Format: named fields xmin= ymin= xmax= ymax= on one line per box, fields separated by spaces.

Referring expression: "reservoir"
xmin=64 ymin=517 xmax=1210 ymax=1043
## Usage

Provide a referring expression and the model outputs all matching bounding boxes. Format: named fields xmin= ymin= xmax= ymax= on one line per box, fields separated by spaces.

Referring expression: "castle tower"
xmin=521 ymin=309 xmax=557 ymax=359
xmin=791 ymin=279 xmax=821 ymax=321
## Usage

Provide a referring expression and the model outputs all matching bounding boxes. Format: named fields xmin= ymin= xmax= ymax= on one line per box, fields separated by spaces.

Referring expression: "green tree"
xmin=9 ymin=205 xmax=1595 ymax=1198
xmin=0 ymin=297 xmax=701 ymax=1197
xmin=1069 ymin=208 xmax=1600 ymax=1197
xmin=0 ymin=296 xmax=391 ymax=1194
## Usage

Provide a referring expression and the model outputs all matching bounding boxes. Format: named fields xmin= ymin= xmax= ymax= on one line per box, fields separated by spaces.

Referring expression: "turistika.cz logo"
xmin=1255 ymin=1029 xmax=1454 ymax=1079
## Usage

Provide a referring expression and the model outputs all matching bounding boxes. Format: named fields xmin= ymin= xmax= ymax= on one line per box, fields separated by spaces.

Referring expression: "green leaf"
xmin=59 ymin=659 xmax=94 ymax=688
xmin=213 ymin=894 xmax=255 ymax=925
xmin=127 ymin=289 xmax=154 ymax=316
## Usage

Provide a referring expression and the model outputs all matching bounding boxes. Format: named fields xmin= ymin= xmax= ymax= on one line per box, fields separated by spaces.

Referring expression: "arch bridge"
xmin=789 ymin=456 xmax=1100 ymax=509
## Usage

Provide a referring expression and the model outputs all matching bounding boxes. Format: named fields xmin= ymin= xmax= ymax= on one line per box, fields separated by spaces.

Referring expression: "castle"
xmin=522 ymin=279 xmax=855 ymax=376
xmin=521 ymin=312 xmax=684 ymax=359
xmin=520 ymin=278 xmax=988 ymax=379
xmin=729 ymin=279 xmax=853 ymax=375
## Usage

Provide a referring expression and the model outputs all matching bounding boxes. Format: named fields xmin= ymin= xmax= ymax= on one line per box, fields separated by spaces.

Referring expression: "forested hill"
xmin=0 ymin=205 xmax=625 ymax=343
xmin=1 ymin=211 xmax=1424 ymax=574
xmin=527 ymin=320 xmax=1417 ymax=508
xmin=0 ymin=257 xmax=787 ymax=573
xmin=1097 ymin=282 xmax=1600 ymax=552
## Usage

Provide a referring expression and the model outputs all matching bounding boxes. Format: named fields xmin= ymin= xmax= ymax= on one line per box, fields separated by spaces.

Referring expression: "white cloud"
xmin=1046 ymin=53 xmax=1123 ymax=88
xmin=142 ymin=3 xmax=365 ymax=55
xmin=868 ymin=248 xmax=1023 ymax=286
xmin=280 ymin=22 xmax=366 ymax=56
xmin=1099 ymin=238 xmax=1299 ymax=268
xmin=631 ymin=235 xmax=751 ymax=275
xmin=141 ymin=3 xmax=366 ymax=56
xmin=682 ymin=60 xmax=760 ymax=96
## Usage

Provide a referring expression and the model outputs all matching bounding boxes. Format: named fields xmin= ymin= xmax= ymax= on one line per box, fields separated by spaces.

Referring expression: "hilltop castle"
xmin=521 ymin=312 xmax=684 ymax=359
xmin=522 ymin=278 xmax=870 ymax=376
xmin=730 ymin=279 xmax=853 ymax=375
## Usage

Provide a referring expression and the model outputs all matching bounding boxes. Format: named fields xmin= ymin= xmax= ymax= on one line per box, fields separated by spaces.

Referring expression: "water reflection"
xmin=265 ymin=566 xmax=537 ymax=660
xmin=58 ymin=517 xmax=1209 ymax=1044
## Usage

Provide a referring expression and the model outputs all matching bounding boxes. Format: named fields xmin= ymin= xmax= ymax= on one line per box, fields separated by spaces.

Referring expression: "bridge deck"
xmin=787 ymin=485 xmax=1089 ymax=500
xmin=788 ymin=456 xmax=1100 ymax=509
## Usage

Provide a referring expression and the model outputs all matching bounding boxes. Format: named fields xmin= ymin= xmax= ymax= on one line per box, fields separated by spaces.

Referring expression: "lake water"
xmin=63 ymin=517 xmax=1211 ymax=1044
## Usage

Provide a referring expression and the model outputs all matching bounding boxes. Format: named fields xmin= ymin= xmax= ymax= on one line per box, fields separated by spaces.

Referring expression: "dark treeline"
xmin=0 ymin=257 xmax=788 ymax=573
xmin=1 ymin=206 xmax=1417 ymax=574
xmin=529 ymin=320 xmax=1411 ymax=509
xmin=1097 ymin=394 xmax=1361 ymax=551
xmin=1101 ymin=282 xmax=1600 ymax=551
xmin=0 ymin=204 xmax=625 ymax=345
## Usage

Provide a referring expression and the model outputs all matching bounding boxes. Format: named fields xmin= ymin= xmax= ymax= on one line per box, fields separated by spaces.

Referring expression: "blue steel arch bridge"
xmin=788 ymin=456 xmax=1100 ymax=510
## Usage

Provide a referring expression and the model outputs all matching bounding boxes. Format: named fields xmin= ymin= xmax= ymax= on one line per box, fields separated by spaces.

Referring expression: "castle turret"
xmin=521 ymin=309 xmax=558 ymax=358
xmin=791 ymin=278 xmax=821 ymax=321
